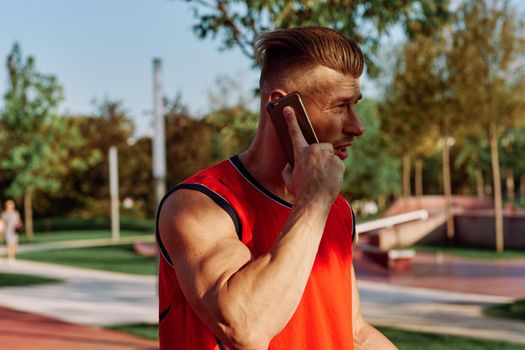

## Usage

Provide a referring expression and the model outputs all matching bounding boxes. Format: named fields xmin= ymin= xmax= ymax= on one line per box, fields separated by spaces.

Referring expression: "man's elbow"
xmin=353 ymin=315 xmax=397 ymax=349
xmin=220 ymin=324 xmax=271 ymax=350
xmin=214 ymin=297 xmax=273 ymax=350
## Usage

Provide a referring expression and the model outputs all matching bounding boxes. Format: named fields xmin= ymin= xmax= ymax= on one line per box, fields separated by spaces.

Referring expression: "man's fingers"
xmin=315 ymin=142 xmax=335 ymax=154
xmin=283 ymin=107 xmax=309 ymax=154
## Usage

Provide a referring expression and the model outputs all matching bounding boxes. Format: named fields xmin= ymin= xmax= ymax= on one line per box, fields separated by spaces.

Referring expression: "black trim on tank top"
xmin=155 ymin=183 xmax=243 ymax=267
xmin=175 ymin=183 xmax=242 ymax=239
xmin=229 ymin=155 xmax=292 ymax=209
xmin=216 ymin=337 xmax=227 ymax=350
xmin=351 ymin=206 xmax=357 ymax=243
xmin=159 ymin=304 xmax=171 ymax=322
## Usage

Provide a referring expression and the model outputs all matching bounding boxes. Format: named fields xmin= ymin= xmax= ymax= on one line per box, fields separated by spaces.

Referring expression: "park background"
xmin=1 ymin=0 xmax=525 ymax=349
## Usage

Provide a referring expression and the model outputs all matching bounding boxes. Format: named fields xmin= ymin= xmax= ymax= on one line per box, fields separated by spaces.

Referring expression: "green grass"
xmin=485 ymin=300 xmax=525 ymax=321
xmin=18 ymin=230 xmax=151 ymax=244
xmin=0 ymin=272 xmax=62 ymax=288
xmin=414 ymin=245 xmax=525 ymax=260
xmin=32 ymin=217 xmax=155 ymax=232
xmin=108 ymin=323 xmax=525 ymax=349
xmin=108 ymin=323 xmax=158 ymax=340
xmin=377 ymin=326 xmax=525 ymax=350
xmin=18 ymin=244 xmax=157 ymax=275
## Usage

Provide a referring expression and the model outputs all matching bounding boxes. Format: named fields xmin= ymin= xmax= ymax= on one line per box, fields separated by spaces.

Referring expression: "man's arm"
xmin=159 ymin=107 xmax=344 ymax=350
xmin=351 ymin=266 xmax=398 ymax=349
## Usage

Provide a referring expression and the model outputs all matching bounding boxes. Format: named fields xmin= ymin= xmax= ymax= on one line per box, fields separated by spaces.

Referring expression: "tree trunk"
xmin=24 ymin=186 xmax=34 ymax=242
xmin=378 ymin=195 xmax=386 ymax=212
xmin=415 ymin=159 xmax=423 ymax=208
xmin=403 ymin=154 xmax=411 ymax=211
xmin=403 ymin=154 xmax=411 ymax=198
xmin=506 ymin=168 xmax=515 ymax=207
xmin=475 ymin=169 xmax=484 ymax=198
xmin=520 ymin=175 xmax=525 ymax=203
xmin=490 ymin=124 xmax=504 ymax=253
xmin=442 ymin=137 xmax=454 ymax=240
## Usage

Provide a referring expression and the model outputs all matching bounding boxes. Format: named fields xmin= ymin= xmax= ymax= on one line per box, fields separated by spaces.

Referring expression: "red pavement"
xmin=0 ymin=306 xmax=158 ymax=350
xmin=354 ymin=250 xmax=525 ymax=298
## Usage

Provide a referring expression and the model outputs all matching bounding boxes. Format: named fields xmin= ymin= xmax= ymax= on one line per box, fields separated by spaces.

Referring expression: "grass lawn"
xmin=377 ymin=326 xmax=525 ymax=350
xmin=18 ymin=230 xmax=151 ymax=245
xmin=0 ymin=272 xmax=62 ymax=288
xmin=18 ymin=244 xmax=156 ymax=275
xmin=109 ymin=323 xmax=158 ymax=340
xmin=485 ymin=299 xmax=525 ymax=321
xmin=107 ymin=323 xmax=525 ymax=349
xmin=414 ymin=245 xmax=525 ymax=260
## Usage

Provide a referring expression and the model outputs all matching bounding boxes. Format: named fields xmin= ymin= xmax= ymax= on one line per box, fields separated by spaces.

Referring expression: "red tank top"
xmin=157 ymin=156 xmax=355 ymax=349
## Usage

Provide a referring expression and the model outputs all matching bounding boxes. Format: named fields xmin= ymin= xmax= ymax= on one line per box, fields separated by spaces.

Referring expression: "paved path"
xmin=0 ymin=306 xmax=157 ymax=350
xmin=0 ymin=259 xmax=157 ymax=326
xmin=1 ymin=257 xmax=525 ymax=346
xmin=359 ymin=280 xmax=525 ymax=345
xmin=354 ymin=249 xmax=525 ymax=298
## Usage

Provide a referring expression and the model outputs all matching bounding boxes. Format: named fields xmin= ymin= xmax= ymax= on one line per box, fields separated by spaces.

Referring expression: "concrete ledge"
xmin=359 ymin=244 xmax=415 ymax=271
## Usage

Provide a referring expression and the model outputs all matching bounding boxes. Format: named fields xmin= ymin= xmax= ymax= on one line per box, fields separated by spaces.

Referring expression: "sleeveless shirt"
xmin=157 ymin=155 xmax=355 ymax=349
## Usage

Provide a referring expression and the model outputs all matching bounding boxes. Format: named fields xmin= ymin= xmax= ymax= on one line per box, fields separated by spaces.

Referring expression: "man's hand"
xmin=281 ymin=106 xmax=345 ymax=204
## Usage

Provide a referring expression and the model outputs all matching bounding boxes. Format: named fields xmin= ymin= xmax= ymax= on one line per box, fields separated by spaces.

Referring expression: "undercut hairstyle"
xmin=255 ymin=26 xmax=364 ymax=93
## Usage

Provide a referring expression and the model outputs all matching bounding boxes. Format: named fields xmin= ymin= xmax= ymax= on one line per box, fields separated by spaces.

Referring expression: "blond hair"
xmin=255 ymin=26 xmax=364 ymax=92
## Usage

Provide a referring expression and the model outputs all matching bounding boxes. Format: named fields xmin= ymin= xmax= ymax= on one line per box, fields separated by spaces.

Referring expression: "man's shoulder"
xmin=159 ymin=157 xmax=244 ymax=223
xmin=157 ymin=158 xmax=244 ymax=244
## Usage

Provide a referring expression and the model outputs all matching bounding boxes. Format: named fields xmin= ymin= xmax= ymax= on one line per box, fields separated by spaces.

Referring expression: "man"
xmin=157 ymin=26 xmax=397 ymax=349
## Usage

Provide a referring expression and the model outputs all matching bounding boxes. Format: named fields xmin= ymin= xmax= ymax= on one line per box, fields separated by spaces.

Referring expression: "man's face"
xmin=298 ymin=65 xmax=364 ymax=160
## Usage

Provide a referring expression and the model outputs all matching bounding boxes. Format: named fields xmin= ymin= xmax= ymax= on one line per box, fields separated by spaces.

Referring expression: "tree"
xmin=62 ymin=100 xmax=136 ymax=217
xmin=448 ymin=0 xmax=525 ymax=252
xmin=343 ymin=99 xmax=400 ymax=205
xmin=379 ymin=33 xmax=445 ymax=211
xmin=165 ymin=112 xmax=219 ymax=187
xmin=182 ymin=0 xmax=450 ymax=75
xmin=500 ymin=126 xmax=525 ymax=206
xmin=0 ymin=44 xmax=82 ymax=240
xmin=454 ymin=134 xmax=491 ymax=198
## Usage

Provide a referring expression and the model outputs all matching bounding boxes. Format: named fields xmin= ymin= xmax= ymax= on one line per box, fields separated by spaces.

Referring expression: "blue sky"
xmin=1 ymin=1 xmax=523 ymax=137
xmin=0 ymin=0 xmax=259 ymax=136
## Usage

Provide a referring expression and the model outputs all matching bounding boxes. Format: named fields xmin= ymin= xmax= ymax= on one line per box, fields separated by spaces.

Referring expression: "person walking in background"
xmin=1 ymin=199 xmax=22 ymax=265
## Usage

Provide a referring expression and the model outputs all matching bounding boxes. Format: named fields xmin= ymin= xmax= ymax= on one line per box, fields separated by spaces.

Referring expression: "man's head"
xmin=255 ymin=26 xmax=364 ymax=96
xmin=255 ymin=27 xmax=365 ymax=158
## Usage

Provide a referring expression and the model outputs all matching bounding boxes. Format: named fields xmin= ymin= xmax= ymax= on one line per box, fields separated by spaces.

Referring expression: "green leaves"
xmin=343 ymin=99 xmax=401 ymax=199
xmin=0 ymin=43 xmax=77 ymax=200
xmin=181 ymin=0 xmax=451 ymax=77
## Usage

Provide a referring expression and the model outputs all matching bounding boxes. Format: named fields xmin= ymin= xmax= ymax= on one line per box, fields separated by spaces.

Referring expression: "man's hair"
xmin=255 ymin=26 xmax=364 ymax=93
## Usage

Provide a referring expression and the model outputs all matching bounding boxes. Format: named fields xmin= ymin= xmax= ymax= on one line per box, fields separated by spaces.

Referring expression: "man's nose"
xmin=343 ymin=111 xmax=365 ymax=137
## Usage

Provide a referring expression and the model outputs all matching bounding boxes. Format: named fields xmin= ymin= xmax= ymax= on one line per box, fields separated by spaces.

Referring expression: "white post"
xmin=109 ymin=146 xmax=120 ymax=241
xmin=153 ymin=58 xmax=167 ymax=210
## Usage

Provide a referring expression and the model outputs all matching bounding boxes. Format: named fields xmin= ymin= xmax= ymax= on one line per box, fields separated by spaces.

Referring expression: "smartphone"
xmin=266 ymin=92 xmax=319 ymax=166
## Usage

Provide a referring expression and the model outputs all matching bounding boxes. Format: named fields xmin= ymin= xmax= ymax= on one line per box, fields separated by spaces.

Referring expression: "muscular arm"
xmin=159 ymin=107 xmax=344 ymax=350
xmin=351 ymin=266 xmax=398 ymax=349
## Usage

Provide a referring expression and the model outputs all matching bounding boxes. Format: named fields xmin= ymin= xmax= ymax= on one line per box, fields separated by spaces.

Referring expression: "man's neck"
xmin=238 ymin=121 xmax=295 ymax=204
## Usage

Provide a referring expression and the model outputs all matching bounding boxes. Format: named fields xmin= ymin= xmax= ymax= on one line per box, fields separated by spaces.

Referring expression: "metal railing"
xmin=356 ymin=210 xmax=429 ymax=234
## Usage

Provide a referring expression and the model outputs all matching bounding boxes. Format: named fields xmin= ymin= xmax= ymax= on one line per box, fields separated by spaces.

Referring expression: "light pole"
xmin=109 ymin=146 xmax=120 ymax=241
xmin=152 ymin=58 xmax=167 ymax=210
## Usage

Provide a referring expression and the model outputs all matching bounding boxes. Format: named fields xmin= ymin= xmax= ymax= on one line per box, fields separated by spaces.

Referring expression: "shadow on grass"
xmin=0 ymin=272 xmax=63 ymax=288
xmin=18 ymin=244 xmax=157 ymax=275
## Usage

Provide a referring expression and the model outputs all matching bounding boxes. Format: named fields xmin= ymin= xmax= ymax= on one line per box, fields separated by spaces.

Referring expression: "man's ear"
xmin=268 ymin=89 xmax=287 ymax=102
